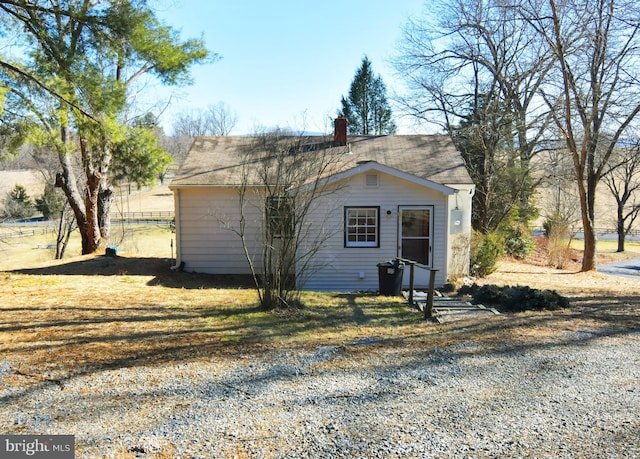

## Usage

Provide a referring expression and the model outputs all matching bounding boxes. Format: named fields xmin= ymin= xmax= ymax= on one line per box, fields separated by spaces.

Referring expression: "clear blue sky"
xmin=151 ymin=0 xmax=426 ymax=135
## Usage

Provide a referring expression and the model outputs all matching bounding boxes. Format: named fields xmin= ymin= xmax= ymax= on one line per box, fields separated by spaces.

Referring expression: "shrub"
xmin=470 ymin=231 xmax=504 ymax=277
xmin=35 ymin=184 xmax=65 ymax=220
xmin=501 ymin=224 xmax=535 ymax=260
xmin=459 ymin=283 xmax=569 ymax=312
xmin=461 ymin=283 xmax=507 ymax=304
xmin=543 ymin=212 xmax=572 ymax=269
xmin=502 ymin=286 xmax=570 ymax=311
xmin=542 ymin=212 xmax=569 ymax=236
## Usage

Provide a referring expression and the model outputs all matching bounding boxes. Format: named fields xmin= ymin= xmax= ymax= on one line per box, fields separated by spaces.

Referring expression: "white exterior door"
xmin=398 ymin=206 xmax=433 ymax=287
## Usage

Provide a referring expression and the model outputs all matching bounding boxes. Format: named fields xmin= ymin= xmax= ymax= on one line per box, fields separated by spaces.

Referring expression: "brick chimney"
xmin=334 ymin=117 xmax=347 ymax=146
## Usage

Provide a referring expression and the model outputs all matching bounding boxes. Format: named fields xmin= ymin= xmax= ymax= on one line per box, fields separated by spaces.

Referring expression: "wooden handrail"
xmin=396 ymin=257 xmax=439 ymax=320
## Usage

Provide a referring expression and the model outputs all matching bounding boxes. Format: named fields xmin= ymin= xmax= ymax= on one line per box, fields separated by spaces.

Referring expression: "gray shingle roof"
xmin=170 ymin=134 xmax=473 ymax=188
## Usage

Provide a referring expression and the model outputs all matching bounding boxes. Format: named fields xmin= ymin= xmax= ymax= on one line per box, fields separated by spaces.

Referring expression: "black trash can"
xmin=377 ymin=259 xmax=404 ymax=296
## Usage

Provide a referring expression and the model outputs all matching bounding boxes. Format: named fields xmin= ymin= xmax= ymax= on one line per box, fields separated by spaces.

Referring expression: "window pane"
xmin=402 ymin=239 xmax=430 ymax=265
xmin=346 ymin=207 xmax=378 ymax=247
xmin=402 ymin=209 xmax=430 ymax=237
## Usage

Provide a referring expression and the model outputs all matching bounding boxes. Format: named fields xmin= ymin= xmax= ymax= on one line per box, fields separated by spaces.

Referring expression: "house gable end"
xmin=309 ymin=161 xmax=456 ymax=196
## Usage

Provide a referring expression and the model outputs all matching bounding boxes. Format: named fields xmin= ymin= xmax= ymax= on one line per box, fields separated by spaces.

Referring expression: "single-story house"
xmin=169 ymin=119 xmax=474 ymax=292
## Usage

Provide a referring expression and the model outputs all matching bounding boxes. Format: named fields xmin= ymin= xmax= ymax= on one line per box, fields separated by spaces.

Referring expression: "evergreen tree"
xmin=339 ymin=57 xmax=396 ymax=135
xmin=35 ymin=183 xmax=65 ymax=221
xmin=3 ymin=184 xmax=34 ymax=220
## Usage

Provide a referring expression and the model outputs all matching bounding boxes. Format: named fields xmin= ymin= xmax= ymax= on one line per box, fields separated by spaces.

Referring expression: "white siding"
xmin=174 ymin=187 xmax=262 ymax=274
xmin=299 ymin=171 xmax=451 ymax=292
xmin=173 ymin=173 xmax=473 ymax=291
xmin=445 ymin=184 xmax=474 ymax=278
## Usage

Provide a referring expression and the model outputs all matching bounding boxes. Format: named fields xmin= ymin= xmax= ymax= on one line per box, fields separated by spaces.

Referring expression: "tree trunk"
xmin=78 ymin=135 xmax=106 ymax=254
xmin=83 ymin=169 xmax=103 ymax=254
xmin=55 ymin=166 xmax=96 ymax=254
xmin=617 ymin=231 xmax=625 ymax=253
xmin=581 ymin=223 xmax=597 ymax=271
xmin=54 ymin=125 xmax=104 ymax=254
xmin=98 ymin=185 xmax=114 ymax=246
xmin=616 ymin=205 xmax=626 ymax=252
xmin=55 ymin=204 xmax=67 ymax=260
xmin=580 ymin=176 xmax=598 ymax=271
xmin=56 ymin=172 xmax=98 ymax=254
xmin=55 ymin=204 xmax=75 ymax=260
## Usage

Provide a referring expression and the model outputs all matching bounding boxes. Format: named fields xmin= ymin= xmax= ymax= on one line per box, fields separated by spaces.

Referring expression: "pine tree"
xmin=339 ymin=57 xmax=396 ymax=135
xmin=3 ymin=184 xmax=34 ymax=220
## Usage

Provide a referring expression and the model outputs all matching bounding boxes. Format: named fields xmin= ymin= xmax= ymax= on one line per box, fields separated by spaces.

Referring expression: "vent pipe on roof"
xmin=334 ymin=117 xmax=347 ymax=147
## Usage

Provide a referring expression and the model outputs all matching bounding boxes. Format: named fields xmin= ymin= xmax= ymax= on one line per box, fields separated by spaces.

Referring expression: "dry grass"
xmin=0 ymin=170 xmax=45 ymax=199
xmin=0 ymin=170 xmax=173 ymax=214
xmin=0 ymin=255 xmax=415 ymax=390
xmin=0 ymin=225 xmax=175 ymax=270
xmin=0 ymin=180 xmax=174 ymax=268
xmin=480 ymin=236 xmax=640 ymax=295
xmin=111 ymin=184 xmax=174 ymax=213
xmin=1 ymin=235 xmax=639 ymax=394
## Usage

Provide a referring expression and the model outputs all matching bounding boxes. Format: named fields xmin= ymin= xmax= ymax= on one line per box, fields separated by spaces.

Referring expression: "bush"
xmin=542 ymin=212 xmax=569 ymax=236
xmin=459 ymin=283 xmax=570 ymax=312
xmin=543 ymin=212 xmax=572 ymax=268
xmin=35 ymin=184 xmax=65 ymax=220
xmin=503 ymin=286 xmax=569 ymax=311
xmin=470 ymin=231 xmax=504 ymax=277
xmin=501 ymin=225 xmax=535 ymax=260
xmin=459 ymin=283 xmax=506 ymax=304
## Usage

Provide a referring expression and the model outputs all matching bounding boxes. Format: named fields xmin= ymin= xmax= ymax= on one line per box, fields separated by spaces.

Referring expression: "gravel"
xmin=1 ymin=330 xmax=639 ymax=458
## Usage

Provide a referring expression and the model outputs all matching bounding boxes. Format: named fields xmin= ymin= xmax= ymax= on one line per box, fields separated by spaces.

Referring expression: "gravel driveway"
xmin=1 ymin=322 xmax=638 ymax=458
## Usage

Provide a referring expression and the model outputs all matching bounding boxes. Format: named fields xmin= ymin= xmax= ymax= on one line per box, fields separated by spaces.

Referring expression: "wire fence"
xmin=531 ymin=227 xmax=640 ymax=237
xmin=0 ymin=211 xmax=175 ymax=240
xmin=0 ymin=226 xmax=55 ymax=240
xmin=111 ymin=211 xmax=174 ymax=223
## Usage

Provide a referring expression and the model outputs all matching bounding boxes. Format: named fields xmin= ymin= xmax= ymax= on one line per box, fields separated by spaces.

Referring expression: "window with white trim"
xmin=345 ymin=207 xmax=379 ymax=247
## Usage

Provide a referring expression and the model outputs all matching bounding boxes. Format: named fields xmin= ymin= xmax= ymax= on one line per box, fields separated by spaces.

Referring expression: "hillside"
xmin=0 ymin=169 xmax=45 ymax=200
xmin=0 ymin=169 xmax=174 ymax=213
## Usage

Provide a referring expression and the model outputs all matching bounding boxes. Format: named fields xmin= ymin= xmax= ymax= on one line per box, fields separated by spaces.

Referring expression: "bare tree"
xmin=172 ymin=111 xmax=209 ymax=138
xmin=522 ymin=0 xmax=640 ymax=270
xmin=154 ymin=130 xmax=191 ymax=179
xmin=603 ymin=141 xmax=640 ymax=252
xmin=539 ymin=145 xmax=581 ymax=228
xmin=394 ymin=0 xmax=555 ymax=229
xmin=172 ymin=102 xmax=237 ymax=137
xmin=233 ymin=129 xmax=348 ymax=310
xmin=396 ymin=0 xmax=640 ymax=270
xmin=205 ymin=102 xmax=238 ymax=136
